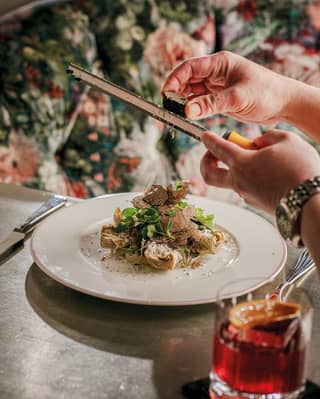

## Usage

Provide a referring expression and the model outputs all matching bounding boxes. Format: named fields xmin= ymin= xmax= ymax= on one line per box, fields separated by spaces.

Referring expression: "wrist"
xmin=280 ymin=79 xmax=320 ymax=140
xmin=301 ymin=191 xmax=320 ymax=235
xmin=300 ymin=193 xmax=320 ymax=267
xmin=280 ymin=78 xmax=307 ymax=120
xmin=276 ymin=176 xmax=320 ymax=247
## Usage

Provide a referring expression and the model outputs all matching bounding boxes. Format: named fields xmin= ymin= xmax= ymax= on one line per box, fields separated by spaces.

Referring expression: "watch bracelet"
xmin=286 ymin=176 xmax=320 ymax=212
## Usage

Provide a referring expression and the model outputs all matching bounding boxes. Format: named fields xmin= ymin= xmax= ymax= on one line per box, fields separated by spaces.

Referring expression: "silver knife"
xmin=0 ymin=194 xmax=67 ymax=259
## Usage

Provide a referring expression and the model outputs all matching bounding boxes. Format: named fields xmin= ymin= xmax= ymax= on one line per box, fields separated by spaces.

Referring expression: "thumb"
xmin=202 ymin=131 xmax=245 ymax=166
xmin=185 ymin=87 xmax=240 ymax=120
xmin=253 ymin=129 xmax=289 ymax=148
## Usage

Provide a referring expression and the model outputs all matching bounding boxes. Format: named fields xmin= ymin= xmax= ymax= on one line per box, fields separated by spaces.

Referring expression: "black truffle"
xmin=162 ymin=91 xmax=187 ymax=117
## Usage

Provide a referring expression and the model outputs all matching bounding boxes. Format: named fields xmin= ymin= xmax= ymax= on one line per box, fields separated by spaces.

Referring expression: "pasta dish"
xmin=100 ymin=181 xmax=224 ymax=270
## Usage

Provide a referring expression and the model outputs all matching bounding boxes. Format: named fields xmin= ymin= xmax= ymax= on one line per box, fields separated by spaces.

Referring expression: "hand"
xmin=200 ymin=129 xmax=320 ymax=214
xmin=162 ymin=51 xmax=297 ymax=125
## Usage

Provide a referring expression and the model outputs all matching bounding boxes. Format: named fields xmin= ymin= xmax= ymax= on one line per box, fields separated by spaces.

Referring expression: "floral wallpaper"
xmin=0 ymin=0 xmax=319 ymax=199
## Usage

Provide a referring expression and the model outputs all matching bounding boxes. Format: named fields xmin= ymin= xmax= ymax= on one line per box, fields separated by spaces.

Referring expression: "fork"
xmin=272 ymin=248 xmax=315 ymax=301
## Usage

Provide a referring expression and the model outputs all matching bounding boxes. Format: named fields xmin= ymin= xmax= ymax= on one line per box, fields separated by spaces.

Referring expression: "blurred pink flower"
xmin=94 ymin=173 xmax=104 ymax=182
xmin=88 ymin=115 xmax=97 ymax=127
xmin=67 ymin=181 xmax=88 ymax=199
xmin=81 ymin=97 xmax=96 ymax=115
xmin=266 ymin=42 xmax=320 ymax=87
xmin=0 ymin=133 xmax=40 ymax=184
xmin=143 ymin=27 xmax=207 ymax=86
xmin=237 ymin=0 xmax=257 ymax=21
xmin=88 ymin=132 xmax=98 ymax=141
xmin=90 ymin=152 xmax=101 ymax=162
xmin=192 ymin=14 xmax=215 ymax=51
xmin=269 ymin=59 xmax=320 ymax=87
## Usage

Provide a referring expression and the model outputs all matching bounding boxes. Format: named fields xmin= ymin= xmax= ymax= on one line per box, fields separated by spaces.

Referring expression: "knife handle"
xmin=15 ymin=194 xmax=67 ymax=234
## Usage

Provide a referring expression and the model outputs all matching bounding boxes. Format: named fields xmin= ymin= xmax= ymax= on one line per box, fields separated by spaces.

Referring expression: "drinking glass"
xmin=209 ymin=278 xmax=313 ymax=399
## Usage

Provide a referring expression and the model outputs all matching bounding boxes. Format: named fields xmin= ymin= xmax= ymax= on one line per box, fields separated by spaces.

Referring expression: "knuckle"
xmin=201 ymin=95 xmax=216 ymax=115
xmin=267 ymin=129 xmax=289 ymax=141
xmin=227 ymin=87 xmax=241 ymax=110
xmin=216 ymin=50 xmax=231 ymax=61
xmin=214 ymin=87 xmax=241 ymax=113
xmin=278 ymin=130 xmax=290 ymax=141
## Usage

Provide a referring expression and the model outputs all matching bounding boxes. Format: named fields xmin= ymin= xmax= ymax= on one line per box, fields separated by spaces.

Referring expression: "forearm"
xmin=282 ymin=79 xmax=320 ymax=143
xmin=300 ymin=194 xmax=320 ymax=269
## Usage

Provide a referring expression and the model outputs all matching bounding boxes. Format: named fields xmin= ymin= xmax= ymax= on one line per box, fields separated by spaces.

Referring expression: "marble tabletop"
xmin=0 ymin=182 xmax=319 ymax=399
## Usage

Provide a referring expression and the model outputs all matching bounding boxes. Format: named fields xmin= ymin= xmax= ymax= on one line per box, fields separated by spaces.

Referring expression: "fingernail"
xmin=187 ymin=103 xmax=201 ymax=118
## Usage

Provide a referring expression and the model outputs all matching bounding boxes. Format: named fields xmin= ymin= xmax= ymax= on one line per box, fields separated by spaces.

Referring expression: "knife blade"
xmin=0 ymin=194 xmax=66 ymax=259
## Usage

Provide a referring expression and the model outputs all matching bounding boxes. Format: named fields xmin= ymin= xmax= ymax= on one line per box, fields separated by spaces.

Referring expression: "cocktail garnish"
xmin=229 ymin=299 xmax=301 ymax=329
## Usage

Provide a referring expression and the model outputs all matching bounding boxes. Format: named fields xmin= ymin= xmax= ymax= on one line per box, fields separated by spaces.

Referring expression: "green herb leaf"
xmin=195 ymin=208 xmax=214 ymax=230
xmin=141 ymin=225 xmax=149 ymax=239
xmin=165 ymin=219 xmax=174 ymax=239
xmin=175 ymin=181 xmax=183 ymax=191
xmin=175 ymin=201 xmax=188 ymax=210
xmin=165 ymin=209 xmax=176 ymax=217
xmin=147 ymin=224 xmax=157 ymax=238
xmin=137 ymin=208 xmax=159 ymax=224
xmin=122 ymin=208 xmax=137 ymax=218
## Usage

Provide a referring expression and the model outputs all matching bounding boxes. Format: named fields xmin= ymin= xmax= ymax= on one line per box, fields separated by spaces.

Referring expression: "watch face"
xmin=276 ymin=204 xmax=293 ymax=240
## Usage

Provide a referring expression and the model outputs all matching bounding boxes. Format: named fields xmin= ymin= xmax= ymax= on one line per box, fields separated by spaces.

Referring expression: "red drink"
xmin=213 ymin=318 xmax=306 ymax=394
xmin=210 ymin=284 xmax=313 ymax=399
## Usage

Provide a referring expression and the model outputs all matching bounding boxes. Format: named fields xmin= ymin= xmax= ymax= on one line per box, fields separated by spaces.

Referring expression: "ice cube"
xmin=235 ymin=317 xmax=300 ymax=349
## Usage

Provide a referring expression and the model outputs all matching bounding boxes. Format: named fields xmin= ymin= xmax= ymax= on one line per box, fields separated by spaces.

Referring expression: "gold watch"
xmin=276 ymin=176 xmax=320 ymax=247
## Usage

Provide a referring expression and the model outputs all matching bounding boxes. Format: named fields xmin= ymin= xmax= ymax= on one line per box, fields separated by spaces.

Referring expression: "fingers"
xmin=162 ymin=52 xmax=233 ymax=95
xmin=161 ymin=56 xmax=215 ymax=94
xmin=185 ymin=87 xmax=241 ymax=120
xmin=200 ymin=151 xmax=231 ymax=188
xmin=201 ymin=131 xmax=246 ymax=166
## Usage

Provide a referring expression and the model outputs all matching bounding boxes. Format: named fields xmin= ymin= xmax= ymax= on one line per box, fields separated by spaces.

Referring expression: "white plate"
xmin=30 ymin=193 xmax=287 ymax=306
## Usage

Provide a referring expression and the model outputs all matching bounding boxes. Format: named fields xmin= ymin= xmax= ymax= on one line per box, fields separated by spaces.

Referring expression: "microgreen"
xmin=114 ymin=206 xmax=175 ymax=240
xmin=194 ymin=208 xmax=214 ymax=231
xmin=165 ymin=209 xmax=176 ymax=217
xmin=175 ymin=201 xmax=188 ymax=210
xmin=147 ymin=224 xmax=157 ymax=238
xmin=122 ymin=208 xmax=137 ymax=218
xmin=136 ymin=208 xmax=160 ymax=224
xmin=165 ymin=219 xmax=174 ymax=239
xmin=175 ymin=181 xmax=183 ymax=191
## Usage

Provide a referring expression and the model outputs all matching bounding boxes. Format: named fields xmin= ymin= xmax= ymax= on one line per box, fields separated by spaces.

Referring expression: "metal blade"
xmin=67 ymin=63 xmax=206 ymax=142
xmin=0 ymin=230 xmax=25 ymax=259
xmin=16 ymin=194 xmax=67 ymax=234
xmin=0 ymin=194 xmax=67 ymax=261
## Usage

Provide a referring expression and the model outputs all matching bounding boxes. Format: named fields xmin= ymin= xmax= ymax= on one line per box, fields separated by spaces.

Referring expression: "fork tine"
xmin=286 ymin=249 xmax=315 ymax=283
xmin=278 ymin=249 xmax=315 ymax=300
xmin=274 ymin=249 xmax=315 ymax=300
xmin=300 ymin=248 xmax=310 ymax=262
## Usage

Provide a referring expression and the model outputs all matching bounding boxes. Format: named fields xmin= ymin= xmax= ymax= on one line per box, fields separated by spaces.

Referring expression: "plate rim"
xmin=30 ymin=193 xmax=287 ymax=306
